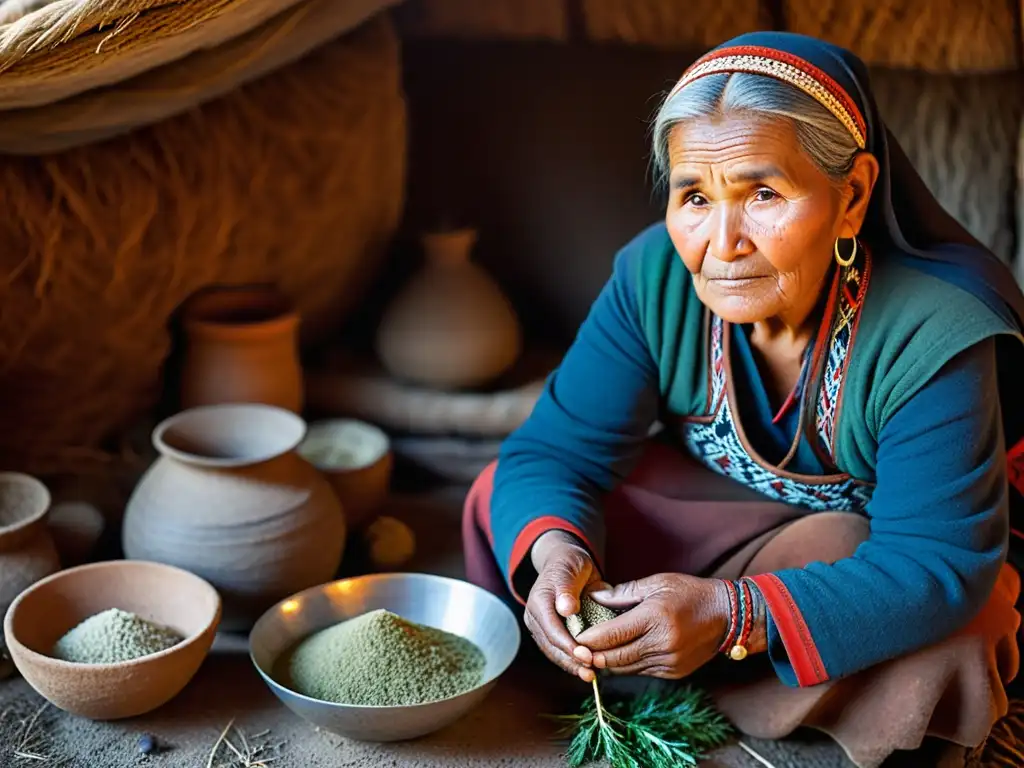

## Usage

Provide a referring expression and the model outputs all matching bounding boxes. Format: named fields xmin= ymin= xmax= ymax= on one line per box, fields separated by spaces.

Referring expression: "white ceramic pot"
xmin=122 ymin=404 xmax=346 ymax=631
xmin=375 ymin=229 xmax=522 ymax=389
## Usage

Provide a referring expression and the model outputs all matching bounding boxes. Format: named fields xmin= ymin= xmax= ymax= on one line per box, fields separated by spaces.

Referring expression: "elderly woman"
xmin=462 ymin=31 xmax=1024 ymax=768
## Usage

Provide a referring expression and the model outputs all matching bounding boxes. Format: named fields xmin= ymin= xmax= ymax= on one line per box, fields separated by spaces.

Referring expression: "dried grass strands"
xmin=784 ymin=0 xmax=1020 ymax=73
xmin=0 ymin=0 xmax=325 ymax=110
xmin=0 ymin=14 xmax=405 ymax=477
xmin=0 ymin=0 xmax=400 ymax=153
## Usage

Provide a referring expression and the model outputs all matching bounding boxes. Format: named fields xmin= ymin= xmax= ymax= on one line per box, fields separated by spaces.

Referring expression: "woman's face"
xmin=665 ymin=114 xmax=877 ymax=327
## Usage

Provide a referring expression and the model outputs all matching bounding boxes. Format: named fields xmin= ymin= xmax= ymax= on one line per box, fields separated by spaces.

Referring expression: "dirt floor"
xmin=0 ymin=489 xmax=964 ymax=768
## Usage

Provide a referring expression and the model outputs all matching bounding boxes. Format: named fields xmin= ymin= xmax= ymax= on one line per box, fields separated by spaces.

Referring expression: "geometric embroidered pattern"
xmin=815 ymin=244 xmax=871 ymax=463
xmin=682 ymin=315 xmax=873 ymax=512
xmin=681 ymin=242 xmax=874 ymax=513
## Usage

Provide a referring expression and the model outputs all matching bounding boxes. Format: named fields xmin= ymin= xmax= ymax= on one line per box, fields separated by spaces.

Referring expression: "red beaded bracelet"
xmin=732 ymin=579 xmax=754 ymax=660
xmin=717 ymin=578 xmax=756 ymax=661
xmin=716 ymin=579 xmax=740 ymax=654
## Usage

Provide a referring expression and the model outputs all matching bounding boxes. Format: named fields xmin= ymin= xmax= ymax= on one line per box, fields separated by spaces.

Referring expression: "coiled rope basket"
xmin=0 ymin=0 xmax=405 ymax=479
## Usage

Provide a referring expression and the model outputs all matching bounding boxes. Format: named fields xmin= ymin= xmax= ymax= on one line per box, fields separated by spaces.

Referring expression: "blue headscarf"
xmin=704 ymin=31 xmax=1024 ymax=332
xmin=691 ymin=31 xmax=1024 ymax=557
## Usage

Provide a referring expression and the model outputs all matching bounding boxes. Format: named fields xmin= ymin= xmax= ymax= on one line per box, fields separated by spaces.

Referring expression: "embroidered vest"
xmin=680 ymin=245 xmax=874 ymax=512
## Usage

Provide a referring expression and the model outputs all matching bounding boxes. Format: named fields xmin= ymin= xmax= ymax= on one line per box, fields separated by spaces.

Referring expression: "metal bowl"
xmin=248 ymin=572 xmax=521 ymax=742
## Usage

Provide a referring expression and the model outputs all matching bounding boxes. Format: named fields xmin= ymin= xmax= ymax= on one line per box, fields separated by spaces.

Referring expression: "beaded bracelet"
xmin=717 ymin=577 xmax=757 ymax=660
xmin=716 ymin=580 xmax=739 ymax=655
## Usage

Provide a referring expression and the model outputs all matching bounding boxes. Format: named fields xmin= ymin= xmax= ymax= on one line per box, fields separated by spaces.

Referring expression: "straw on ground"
xmin=207 ymin=719 xmax=285 ymax=768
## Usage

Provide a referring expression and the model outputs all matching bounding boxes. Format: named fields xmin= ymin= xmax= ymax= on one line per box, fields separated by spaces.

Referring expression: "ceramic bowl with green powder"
xmin=4 ymin=560 xmax=221 ymax=720
xmin=51 ymin=607 xmax=184 ymax=664
xmin=250 ymin=572 xmax=521 ymax=742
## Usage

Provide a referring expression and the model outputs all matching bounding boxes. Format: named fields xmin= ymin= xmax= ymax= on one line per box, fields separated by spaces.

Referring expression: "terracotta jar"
xmin=180 ymin=285 xmax=303 ymax=412
xmin=121 ymin=404 xmax=345 ymax=631
xmin=375 ymin=229 xmax=522 ymax=389
xmin=0 ymin=472 xmax=60 ymax=621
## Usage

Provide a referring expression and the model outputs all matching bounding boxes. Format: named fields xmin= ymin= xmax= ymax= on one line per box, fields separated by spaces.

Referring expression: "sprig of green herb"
xmin=548 ymin=680 xmax=732 ymax=768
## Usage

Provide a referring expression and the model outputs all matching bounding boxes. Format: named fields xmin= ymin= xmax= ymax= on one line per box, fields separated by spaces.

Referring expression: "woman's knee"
xmin=463 ymin=459 xmax=498 ymax=528
xmin=745 ymin=512 xmax=871 ymax=574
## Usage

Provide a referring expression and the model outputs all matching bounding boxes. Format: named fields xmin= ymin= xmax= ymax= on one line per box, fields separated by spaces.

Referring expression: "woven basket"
xmin=872 ymin=67 xmax=1023 ymax=263
xmin=785 ymin=0 xmax=1021 ymax=73
xmin=580 ymin=0 xmax=765 ymax=51
xmin=394 ymin=0 xmax=567 ymax=42
xmin=0 ymin=12 xmax=406 ymax=477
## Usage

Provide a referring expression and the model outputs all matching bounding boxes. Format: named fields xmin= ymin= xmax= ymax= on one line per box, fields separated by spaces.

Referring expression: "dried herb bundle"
xmin=551 ymin=682 xmax=732 ymax=768
xmin=554 ymin=596 xmax=732 ymax=767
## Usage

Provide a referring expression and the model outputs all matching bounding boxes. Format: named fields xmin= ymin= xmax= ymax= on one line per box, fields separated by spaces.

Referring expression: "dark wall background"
xmin=346 ymin=38 xmax=699 ymax=351
xmin=343 ymin=35 xmax=1022 ymax=356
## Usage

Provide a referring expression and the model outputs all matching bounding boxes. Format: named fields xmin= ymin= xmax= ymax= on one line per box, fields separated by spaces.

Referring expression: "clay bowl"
xmin=249 ymin=573 xmax=520 ymax=741
xmin=3 ymin=560 xmax=221 ymax=720
xmin=297 ymin=419 xmax=393 ymax=529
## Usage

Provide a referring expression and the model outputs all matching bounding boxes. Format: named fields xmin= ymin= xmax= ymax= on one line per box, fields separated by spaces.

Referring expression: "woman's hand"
xmin=524 ymin=530 xmax=607 ymax=683
xmin=573 ymin=574 xmax=730 ymax=679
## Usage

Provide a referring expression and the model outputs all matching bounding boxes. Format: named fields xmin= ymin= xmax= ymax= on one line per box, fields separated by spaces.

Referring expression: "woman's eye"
xmin=685 ymin=193 xmax=708 ymax=207
xmin=754 ymin=188 xmax=777 ymax=202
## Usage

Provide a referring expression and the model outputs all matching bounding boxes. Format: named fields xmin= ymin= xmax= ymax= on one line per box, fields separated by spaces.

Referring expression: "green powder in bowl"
xmin=51 ymin=608 xmax=184 ymax=664
xmin=280 ymin=609 xmax=486 ymax=706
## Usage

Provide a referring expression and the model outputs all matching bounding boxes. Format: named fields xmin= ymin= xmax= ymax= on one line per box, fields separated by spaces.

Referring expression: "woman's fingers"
xmin=545 ymin=546 xmax=596 ymax=618
xmin=604 ymin=655 xmax=678 ymax=678
xmin=592 ymin=638 xmax=647 ymax=670
xmin=575 ymin=608 xmax=650 ymax=651
xmin=525 ymin=543 xmax=603 ymax=683
xmin=524 ymin=608 xmax=595 ymax=682
xmin=586 ymin=576 xmax=660 ymax=610
xmin=529 ymin=543 xmax=597 ymax=657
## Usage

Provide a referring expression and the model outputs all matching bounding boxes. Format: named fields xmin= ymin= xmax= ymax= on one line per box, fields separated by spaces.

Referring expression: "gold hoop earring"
xmin=834 ymin=236 xmax=857 ymax=268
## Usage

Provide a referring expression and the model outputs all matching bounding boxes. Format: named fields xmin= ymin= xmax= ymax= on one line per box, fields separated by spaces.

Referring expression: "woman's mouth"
xmin=708 ymin=276 xmax=766 ymax=289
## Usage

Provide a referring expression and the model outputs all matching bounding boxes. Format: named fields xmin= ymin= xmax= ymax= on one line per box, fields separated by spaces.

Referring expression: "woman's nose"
xmin=709 ymin=206 xmax=754 ymax=262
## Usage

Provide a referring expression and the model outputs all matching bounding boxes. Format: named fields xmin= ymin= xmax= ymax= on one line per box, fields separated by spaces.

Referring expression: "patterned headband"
xmin=668 ymin=45 xmax=867 ymax=150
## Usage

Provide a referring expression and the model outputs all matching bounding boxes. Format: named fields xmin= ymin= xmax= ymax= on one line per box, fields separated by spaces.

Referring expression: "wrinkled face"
xmin=665 ymin=114 xmax=857 ymax=325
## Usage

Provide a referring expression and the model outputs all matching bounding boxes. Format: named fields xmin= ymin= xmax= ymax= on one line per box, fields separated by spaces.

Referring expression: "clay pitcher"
xmin=121 ymin=404 xmax=345 ymax=631
xmin=0 ymin=472 xmax=60 ymax=621
xmin=180 ymin=285 xmax=303 ymax=412
xmin=375 ymin=229 xmax=523 ymax=389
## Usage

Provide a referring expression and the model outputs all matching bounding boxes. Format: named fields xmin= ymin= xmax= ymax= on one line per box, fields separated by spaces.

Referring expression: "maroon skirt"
xmin=462 ymin=443 xmax=1021 ymax=768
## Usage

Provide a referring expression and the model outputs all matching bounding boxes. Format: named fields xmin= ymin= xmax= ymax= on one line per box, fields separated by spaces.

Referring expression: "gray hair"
xmin=651 ymin=73 xmax=859 ymax=188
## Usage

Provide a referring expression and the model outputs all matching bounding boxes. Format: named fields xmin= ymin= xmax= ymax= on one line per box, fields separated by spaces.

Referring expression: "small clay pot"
xmin=179 ymin=285 xmax=303 ymax=412
xmin=0 ymin=472 xmax=60 ymax=622
xmin=298 ymin=419 xmax=392 ymax=530
xmin=4 ymin=560 xmax=220 ymax=719
xmin=122 ymin=404 xmax=346 ymax=631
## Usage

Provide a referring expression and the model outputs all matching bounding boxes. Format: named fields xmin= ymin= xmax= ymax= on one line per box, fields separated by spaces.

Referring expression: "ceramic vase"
xmin=121 ymin=404 xmax=346 ymax=631
xmin=375 ymin=229 xmax=522 ymax=389
xmin=179 ymin=285 xmax=303 ymax=412
xmin=0 ymin=472 xmax=60 ymax=622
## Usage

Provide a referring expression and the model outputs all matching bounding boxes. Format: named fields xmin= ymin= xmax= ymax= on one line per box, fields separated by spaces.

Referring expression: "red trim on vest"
xmin=507 ymin=517 xmax=600 ymax=605
xmin=749 ymin=573 xmax=829 ymax=686
xmin=771 ymin=383 xmax=801 ymax=424
xmin=1008 ymin=438 xmax=1024 ymax=498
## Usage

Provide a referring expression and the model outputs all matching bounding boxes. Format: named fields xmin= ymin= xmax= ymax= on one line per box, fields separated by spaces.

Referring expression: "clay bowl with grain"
xmin=3 ymin=559 xmax=221 ymax=720
xmin=297 ymin=418 xmax=393 ymax=530
xmin=249 ymin=572 xmax=520 ymax=741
